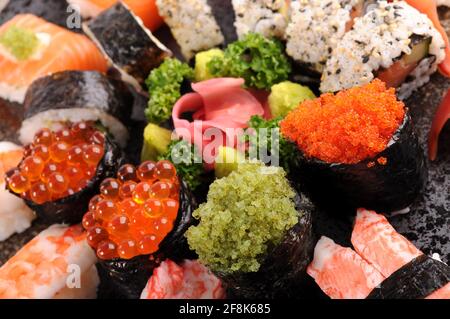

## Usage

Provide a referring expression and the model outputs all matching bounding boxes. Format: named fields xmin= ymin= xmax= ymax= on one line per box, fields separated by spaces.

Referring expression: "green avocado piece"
xmin=194 ymin=49 xmax=224 ymax=82
xmin=214 ymin=146 xmax=245 ymax=178
xmin=268 ymin=81 xmax=316 ymax=118
xmin=0 ymin=26 xmax=40 ymax=61
xmin=403 ymin=37 xmax=431 ymax=65
xmin=141 ymin=124 xmax=173 ymax=162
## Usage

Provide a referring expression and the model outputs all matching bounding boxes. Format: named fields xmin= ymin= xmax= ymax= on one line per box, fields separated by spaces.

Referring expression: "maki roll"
xmin=320 ymin=1 xmax=446 ymax=100
xmin=84 ymin=2 xmax=171 ymax=90
xmin=67 ymin=0 xmax=164 ymax=32
xmin=0 ymin=14 xmax=107 ymax=103
xmin=308 ymin=209 xmax=450 ymax=299
xmin=140 ymin=259 xmax=225 ymax=299
xmin=186 ymin=161 xmax=315 ymax=298
xmin=232 ymin=0 xmax=290 ymax=40
xmin=6 ymin=122 xmax=124 ymax=224
xmin=156 ymin=0 xmax=225 ymax=60
xmin=0 ymin=142 xmax=35 ymax=241
xmin=82 ymin=160 xmax=196 ymax=299
xmin=286 ymin=0 xmax=372 ymax=73
xmin=0 ymin=224 xmax=99 ymax=299
xmin=281 ymin=79 xmax=426 ymax=212
xmin=19 ymin=70 xmax=132 ymax=148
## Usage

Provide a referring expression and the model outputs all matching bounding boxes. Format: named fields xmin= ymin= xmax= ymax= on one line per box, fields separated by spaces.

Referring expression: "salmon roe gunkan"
xmin=7 ymin=122 xmax=105 ymax=204
xmin=82 ymin=160 xmax=180 ymax=260
xmin=280 ymin=79 xmax=405 ymax=164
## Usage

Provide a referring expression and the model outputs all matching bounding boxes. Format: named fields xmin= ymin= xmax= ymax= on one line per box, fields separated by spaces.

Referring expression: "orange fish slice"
xmin=0 ymin=14 xmax=107 ymax=103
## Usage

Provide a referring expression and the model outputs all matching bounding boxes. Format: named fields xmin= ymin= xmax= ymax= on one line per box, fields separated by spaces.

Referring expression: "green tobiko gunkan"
xmin=186 ymin=161 xmax=299 ymax=274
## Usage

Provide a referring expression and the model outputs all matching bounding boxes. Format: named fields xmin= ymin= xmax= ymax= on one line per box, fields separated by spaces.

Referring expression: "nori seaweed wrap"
xmin=221 ymin=192 xmax=316 ymax=299
xmin=83 ymin=161 xmax=197 ymax=299
xmin=83 ymin=2 xmax=171 ymax=90
xmin=186 ymin=162 xmax=316 ymax=299
xmin=289 ymin=112 xmax=426 ymax=213
xmin=367 ymin=255 xmax=450 ymax=299
xmin=6 ymin=131 xmax=125 ymax=225
xmin=281 ymin=80 xmax=426 ymax=213
xmin=19 ymin=70 xmax=133 ymax=148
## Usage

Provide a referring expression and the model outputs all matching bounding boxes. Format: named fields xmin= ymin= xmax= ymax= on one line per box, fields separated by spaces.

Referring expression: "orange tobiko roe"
xmin=83 ymin=160 xmax=180 ymax=260
xmin=280 ymin=79 xmax=405 ymax=164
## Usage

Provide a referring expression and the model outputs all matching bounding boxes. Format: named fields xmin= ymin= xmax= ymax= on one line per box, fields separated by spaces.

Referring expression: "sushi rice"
xmin=156 ymin=0 xmax=224 ymax=60
xmin=19 ymin=108 xmax=129 ymax=148
xmin=232 ymin=0 xmax=289 ymax=40
xmin=286 ymin=0 xmax=361 ymax=73
xmin=320 ymin=1 xmax=446 ymax=99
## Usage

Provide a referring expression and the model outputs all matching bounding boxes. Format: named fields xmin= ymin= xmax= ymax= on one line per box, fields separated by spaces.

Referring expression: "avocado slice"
xmin=141 ymin=123 xmax=173 ymax=162
xmin=404 ymin=36 xmax=431 ymax=65
xmin=214 ymin=146 xmax=245 ymax=178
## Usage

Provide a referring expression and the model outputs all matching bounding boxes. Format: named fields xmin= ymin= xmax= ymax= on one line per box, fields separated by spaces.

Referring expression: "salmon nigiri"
xmin=68 ymin=0 xmax=163 ymax=31
xmin=0 ymin=14 xmax=107 ymax=103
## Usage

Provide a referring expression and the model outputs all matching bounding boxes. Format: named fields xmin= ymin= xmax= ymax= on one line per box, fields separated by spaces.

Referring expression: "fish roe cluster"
xmin=280 ymin=79 xmax=405 ymax=164
xmin=6 ymin=122 xmax=105 ymax=204
xmin=82 ymin=160 xmax=180 ymax=260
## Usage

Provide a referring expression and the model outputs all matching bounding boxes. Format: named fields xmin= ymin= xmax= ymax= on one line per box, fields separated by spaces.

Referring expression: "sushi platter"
xmin=0 ymin=0 xmax=448 ymax=300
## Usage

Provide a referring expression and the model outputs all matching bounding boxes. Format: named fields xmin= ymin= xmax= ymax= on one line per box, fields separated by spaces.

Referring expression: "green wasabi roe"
xmin=186 ymin=162 xmax=299 ymax=274
xmin=268 ymin=81 xmax=316 ymax=118
xmin=0 ymin=26 xmax=39 ymax=61
xmin=158 ymin=139 xmax=204 ymax=190
xmin=141 ymin=123 xmax=172 ymax=162
xmin=145 ymin=58 xmax=194 ymax=124
xmin=194 ymin=49 xmax=224 ymax=82
xmin=207 ymin=33 xmax=291 ymax=90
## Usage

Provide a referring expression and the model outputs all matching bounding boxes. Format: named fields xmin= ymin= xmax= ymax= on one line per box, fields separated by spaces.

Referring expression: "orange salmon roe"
xmin=7 ymin=122 xmax=105 ymax=203
xmin=82 ymin=161 xmax=180 ymax=260
xmin=280 ymin=79 xmax=405 ymax=164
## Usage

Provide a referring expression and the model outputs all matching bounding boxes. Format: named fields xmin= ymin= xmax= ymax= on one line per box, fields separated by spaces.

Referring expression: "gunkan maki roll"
xmin=280 ymin=79 xmax=426 ymax=213
xmin=320 ymin=1 xmax=446 ymax=100
xmin=6 ymin=122 xmax=124 ymax=224
xmin=186 ymin=161 xmax=315 ymax=298
xmin=82 ymin=160 xmax=196 ymax=299
xmin=19 ymin=70 xmax=133 ymax=148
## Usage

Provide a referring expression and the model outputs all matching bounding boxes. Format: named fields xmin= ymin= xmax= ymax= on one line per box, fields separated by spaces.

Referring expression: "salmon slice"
xmin=307 ymin=236 xmax=385 ymax=299
xmin=68 ymin=0 xmax=163 ymax=31
xmin=351 ymin=209 xmax=423 ymax=278
xmin=0 ymin=14 xmax=107 ymax=103
xmin=0 ymin=142 xmax=23 ymax=181
xmin=426 ymin=283 xmax=450 ymax=299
